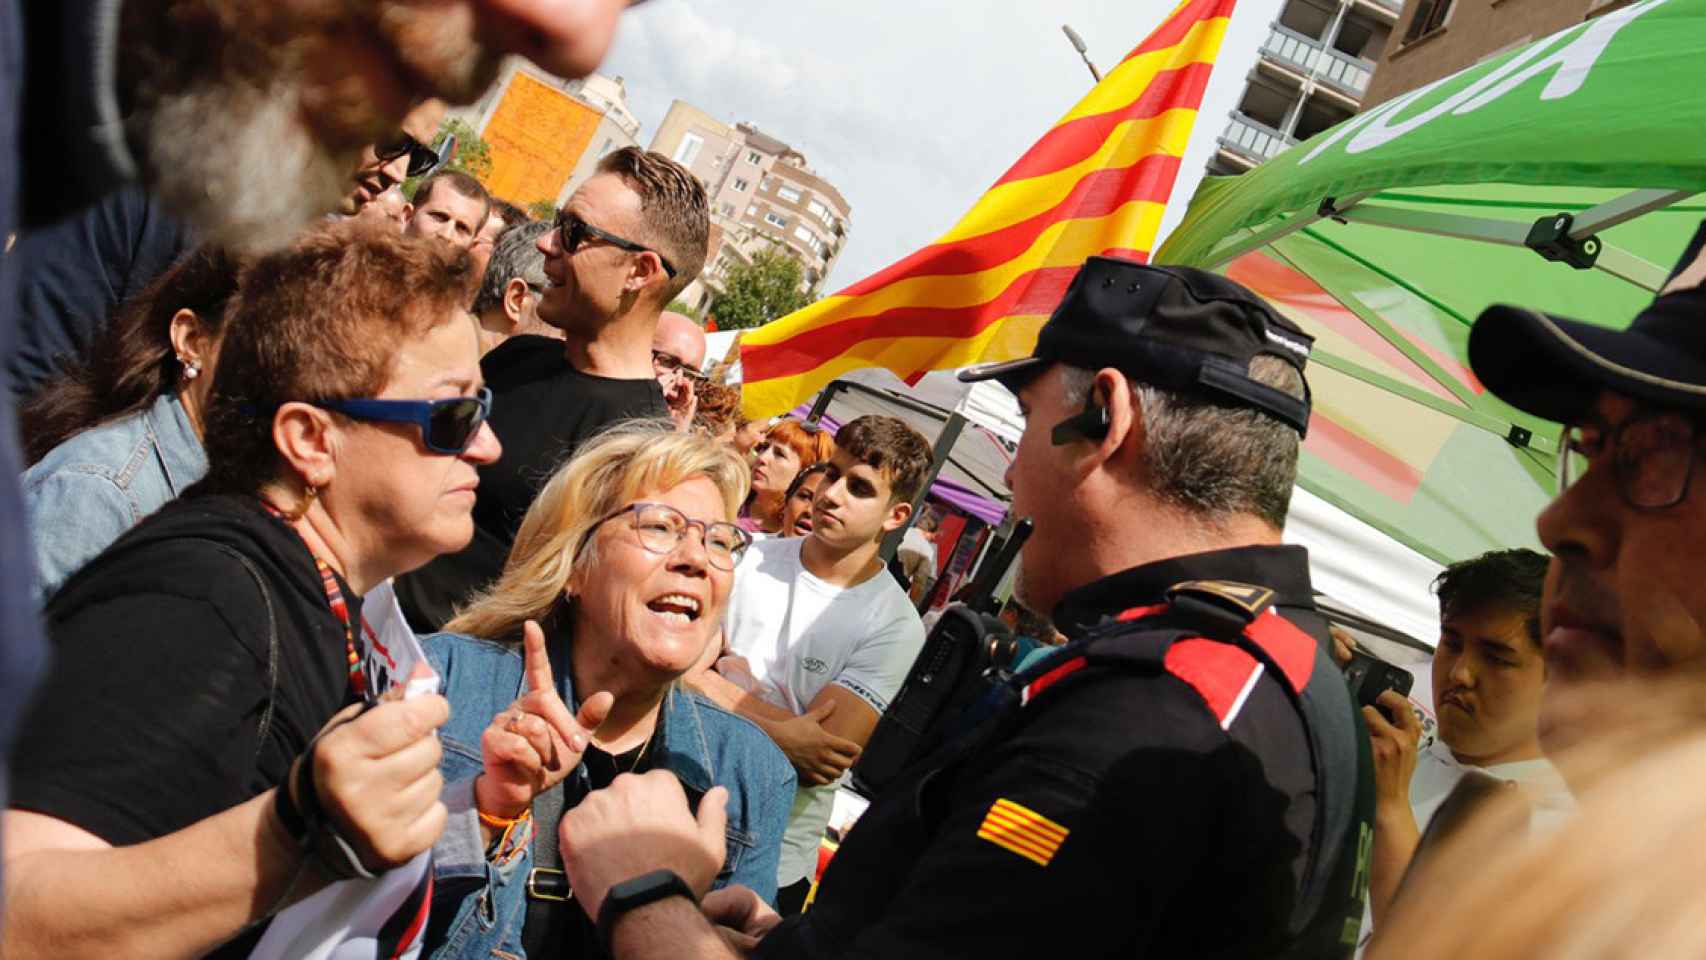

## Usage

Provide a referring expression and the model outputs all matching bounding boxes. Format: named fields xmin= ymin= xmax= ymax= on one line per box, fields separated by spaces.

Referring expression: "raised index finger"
xmin=523 ymin=620 xmax=555 ymax=694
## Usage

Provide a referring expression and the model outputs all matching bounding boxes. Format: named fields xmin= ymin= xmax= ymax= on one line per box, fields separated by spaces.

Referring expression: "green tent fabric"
xmin=1155 ymin=0 xmax=1706 ymax=566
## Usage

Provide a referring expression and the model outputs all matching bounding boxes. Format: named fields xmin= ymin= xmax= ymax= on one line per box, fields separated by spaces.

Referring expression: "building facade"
xmin=1208 ymin=0 xmax=1402 ymax=174
xmin=1362 ymin=0 xmax=1637 ymax=107
xmin=649 ymin=101 xmax=853 ymax=316
xmin=452 ymin=61 xmax=642 ymax=208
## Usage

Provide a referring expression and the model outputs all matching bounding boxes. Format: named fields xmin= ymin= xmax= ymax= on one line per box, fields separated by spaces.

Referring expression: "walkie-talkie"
xmin=850 ymin=520 xmax=1033 ymax=798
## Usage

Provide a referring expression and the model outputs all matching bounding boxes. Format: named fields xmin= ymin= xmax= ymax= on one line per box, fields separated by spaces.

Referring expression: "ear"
xmin=1080 ymin=368 xmax=1140 ymax=479
xmin=881 ymin=497 xmax=914 ymax=536
xmin=627 ymin=250 xmax=667 ymax=297
xmin=502 ymin=277 xmax=532 ymax=328
xmin=271 ymin=401 xmax=340 ymax=491
xmin=402 ymin=202 xmax=416 ymax=221
xmin=167 ymin=309 xmax=209 ymax=368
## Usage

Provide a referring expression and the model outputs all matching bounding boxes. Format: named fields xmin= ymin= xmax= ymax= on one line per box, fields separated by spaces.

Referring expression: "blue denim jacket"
xmin=423 ymin=631 xmax=794 ymax=960
xmin=22 ymin=392 xmax=207 ymax=602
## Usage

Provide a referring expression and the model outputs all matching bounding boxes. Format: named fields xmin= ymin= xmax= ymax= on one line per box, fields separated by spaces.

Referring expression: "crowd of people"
xmin=6 ymin=2 xmax=1706 ymax=959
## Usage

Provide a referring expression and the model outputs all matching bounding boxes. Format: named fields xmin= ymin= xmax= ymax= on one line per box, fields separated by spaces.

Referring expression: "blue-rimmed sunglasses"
xmin=318 ymin=387 xmax=493 ymax=455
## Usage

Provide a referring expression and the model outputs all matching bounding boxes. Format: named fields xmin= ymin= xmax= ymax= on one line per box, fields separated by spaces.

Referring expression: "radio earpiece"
xmin=1050 ymin=393 xmax=1111 ymax=446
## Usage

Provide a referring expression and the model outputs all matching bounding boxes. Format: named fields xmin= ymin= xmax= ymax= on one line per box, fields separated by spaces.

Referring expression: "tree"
xmin=527 ymin=199 xmax=559 ymax=222
xmin=710 ymin=247 xmax=813 ymax=331
xmin=404 ymin=118 xmax=493 ymax=199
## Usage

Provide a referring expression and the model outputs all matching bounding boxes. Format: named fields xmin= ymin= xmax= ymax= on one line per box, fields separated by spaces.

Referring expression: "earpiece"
xmin=1050 ymin=395 xmax=1111 ymax=446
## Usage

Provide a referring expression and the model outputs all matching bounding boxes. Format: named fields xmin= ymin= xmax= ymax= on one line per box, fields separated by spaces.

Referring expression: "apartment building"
xmin=1208 ymin=0 xmax=1402 ymax=174
xmin=650 ymin=101 xmax=853 ymax=315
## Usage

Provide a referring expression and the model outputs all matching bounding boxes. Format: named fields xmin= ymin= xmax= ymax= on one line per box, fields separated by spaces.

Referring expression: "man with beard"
xmin=1465 ymin=223 xmax=1706 ymax=783
xmin=395 ymin=147 xmax=709 ymax=630
xmin=550 ymin=258 xmax=1373 ymax=959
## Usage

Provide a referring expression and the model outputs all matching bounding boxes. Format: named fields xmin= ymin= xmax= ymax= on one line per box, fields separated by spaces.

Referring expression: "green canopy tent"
xmin=1156 ymin=0 xmax=1706 ymax=570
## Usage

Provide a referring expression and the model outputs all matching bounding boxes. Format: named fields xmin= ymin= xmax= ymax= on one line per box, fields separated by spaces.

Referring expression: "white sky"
xmin=603 ymin=0 xmax=1282 ymax=289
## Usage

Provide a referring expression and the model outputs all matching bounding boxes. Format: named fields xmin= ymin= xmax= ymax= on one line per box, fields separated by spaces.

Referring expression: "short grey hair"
xmin=471 ymin=220 xmax=551 ymax=316
xmin=1060 ymin=355 xmax=1306 ymax=529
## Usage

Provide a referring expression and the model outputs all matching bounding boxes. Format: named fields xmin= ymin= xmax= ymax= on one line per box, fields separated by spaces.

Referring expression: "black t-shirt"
xmin=10 ymin=493 xmax=358 ymax=958
xmin=395 ymin=335 xmax=667 ymax=630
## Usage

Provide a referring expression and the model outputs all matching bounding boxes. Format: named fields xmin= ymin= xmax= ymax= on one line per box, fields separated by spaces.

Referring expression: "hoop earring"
xmin=282 ymin=483 xmax=318 ymax=522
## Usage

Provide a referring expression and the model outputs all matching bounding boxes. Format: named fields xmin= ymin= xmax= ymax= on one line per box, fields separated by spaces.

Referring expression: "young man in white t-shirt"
xmin=688 ymin=415 xmax=933 ymax=914
xmin=1359 ymin=548 xmax=1571 ymax=949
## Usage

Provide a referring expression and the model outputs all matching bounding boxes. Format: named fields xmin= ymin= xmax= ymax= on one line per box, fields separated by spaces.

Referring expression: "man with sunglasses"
xmin=1466 ymin=222 xmax=1706 ymax=782
xmin=654 ymin=311 xmax=709 ymax=430
xmin=395 ymin=147 xmax=709 ymax=632
xmin=340 ymin=105 xmax=447 ymax=218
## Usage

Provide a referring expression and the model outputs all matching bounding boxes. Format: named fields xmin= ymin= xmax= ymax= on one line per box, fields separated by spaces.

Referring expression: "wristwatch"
xmin=596 ymin=869 xmax=698 ymax=949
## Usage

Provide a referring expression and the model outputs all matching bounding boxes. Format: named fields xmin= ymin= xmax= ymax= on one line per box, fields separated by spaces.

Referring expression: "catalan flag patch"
xmin=977 ymin=798 xmax=1069 ymax=867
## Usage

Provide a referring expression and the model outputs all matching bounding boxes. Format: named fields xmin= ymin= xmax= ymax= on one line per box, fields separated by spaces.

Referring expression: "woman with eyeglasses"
xmin=20 ymin=246 xmax=241 ymax=602
xmin=420 ymin=420 xmax=793 ymax=960
xmin=741 ymin=418 xmax=836 ymax=535
xmin=7 ymin=221 xmax=503 ymax=957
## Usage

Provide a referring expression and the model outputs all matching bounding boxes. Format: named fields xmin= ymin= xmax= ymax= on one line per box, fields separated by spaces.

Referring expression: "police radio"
xmin=850 ymin=520 xmax=1033 ymax=798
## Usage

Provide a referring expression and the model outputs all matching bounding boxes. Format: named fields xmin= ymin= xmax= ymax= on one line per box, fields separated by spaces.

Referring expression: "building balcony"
xmin=1361 ymin=0 xmax=1404 ymax=18
xmin=1259 ymin=23 xmax=1376 ymax=98
xmin=1218 ymin=111 xmax=1294 ymax=166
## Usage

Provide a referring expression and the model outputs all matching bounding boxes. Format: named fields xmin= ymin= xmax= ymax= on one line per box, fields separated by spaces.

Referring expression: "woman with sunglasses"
xmin=5 ymin=222 xmax=500 ymax=958
xmin=420 ymin=421 xmax=793 ymax=960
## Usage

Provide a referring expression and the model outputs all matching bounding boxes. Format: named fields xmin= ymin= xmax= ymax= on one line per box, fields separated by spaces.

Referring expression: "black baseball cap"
xmin=959 ymin=256 xmax=1316 ymax=435
xmin=1469 ymin=220 xmax=1706 ymax=425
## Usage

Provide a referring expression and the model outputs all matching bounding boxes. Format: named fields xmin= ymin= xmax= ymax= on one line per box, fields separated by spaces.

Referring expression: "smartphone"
xmin=1343 ymin=648 xmax=1414 ymax=716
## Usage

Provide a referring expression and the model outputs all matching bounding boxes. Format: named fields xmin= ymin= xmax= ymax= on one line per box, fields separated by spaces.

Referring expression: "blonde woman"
xmin=421 ymin=421 xmax=793 ymax=960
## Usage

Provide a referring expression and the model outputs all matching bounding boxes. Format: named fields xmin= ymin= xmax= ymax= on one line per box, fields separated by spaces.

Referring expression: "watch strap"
xmin=596 ymin=869 xmax=697 ymax=951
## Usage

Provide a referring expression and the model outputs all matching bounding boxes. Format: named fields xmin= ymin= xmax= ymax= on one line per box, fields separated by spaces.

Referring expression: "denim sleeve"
xmin=23 ymin=467 xmax=137 ymax=604
xmin=426 ymin=775 xmax=534 ymax=960
xmin=725 ymin=743 xmax=795 ymax=905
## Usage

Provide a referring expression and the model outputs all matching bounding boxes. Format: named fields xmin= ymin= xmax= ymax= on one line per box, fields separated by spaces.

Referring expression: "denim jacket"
xmin=422 ymin=631 xmax=795 ymax=960
xmin=22 ymin=392 xmax=207 ymax=602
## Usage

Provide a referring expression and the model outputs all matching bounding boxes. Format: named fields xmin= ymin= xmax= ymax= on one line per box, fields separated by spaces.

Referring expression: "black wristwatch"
xmin=596 ymin=869 xmax=698 ymax=950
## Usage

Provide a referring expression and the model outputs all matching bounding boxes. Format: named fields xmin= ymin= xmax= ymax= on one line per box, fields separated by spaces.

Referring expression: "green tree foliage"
xmin=405 ymin=118 xmax=494 ymax=199
xmin=709 ymin=247 xmax=813 ymax=331
xmin=527 ymin=199 xmax=560 ymax=222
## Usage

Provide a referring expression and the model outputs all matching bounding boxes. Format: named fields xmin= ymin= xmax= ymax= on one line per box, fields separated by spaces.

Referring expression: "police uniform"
xmin=753 ymin=257 xmax=1372 ymax=960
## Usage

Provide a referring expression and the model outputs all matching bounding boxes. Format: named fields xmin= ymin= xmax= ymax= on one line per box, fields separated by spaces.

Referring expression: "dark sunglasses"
xmin=554 ymin=210 xmax=678 ymax=278
xmin=318 ymin=387 xmax=493 ymax=455
xmin=374 ymin=133 xmax=441 ymax=179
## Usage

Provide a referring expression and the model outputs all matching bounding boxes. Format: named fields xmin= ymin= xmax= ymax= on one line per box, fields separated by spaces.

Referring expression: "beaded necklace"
xmin=260 ymin=499 xmax=368 ymax=701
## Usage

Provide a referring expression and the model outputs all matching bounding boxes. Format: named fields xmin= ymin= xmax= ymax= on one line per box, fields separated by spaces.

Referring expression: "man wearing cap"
xmin=1467 ymin=226 xmax=1706 ymax=782
xmin=547 ymin=256 xmax=1373 ymax=960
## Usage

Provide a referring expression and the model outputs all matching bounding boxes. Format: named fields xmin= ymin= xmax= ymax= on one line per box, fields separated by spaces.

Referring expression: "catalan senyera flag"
xmin=977 ymin=798 xmax=1070 ymax=868
xmin=738 ymin=0 xmax=1237 ymax=418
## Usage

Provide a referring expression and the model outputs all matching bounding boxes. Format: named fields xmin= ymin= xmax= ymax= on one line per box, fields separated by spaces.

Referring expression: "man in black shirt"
xmin=397 ymin=147 xmax=710 ymax=629
xmin=553 ymin=257 xmax=1373 ymax=959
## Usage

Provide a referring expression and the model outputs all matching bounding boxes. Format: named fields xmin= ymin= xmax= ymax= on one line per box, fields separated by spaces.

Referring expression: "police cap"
xmin=959 ymin=256 xmax=1315 ymax=436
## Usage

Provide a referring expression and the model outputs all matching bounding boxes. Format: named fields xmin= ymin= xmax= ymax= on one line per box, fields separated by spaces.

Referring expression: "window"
xmin=747 ymin=204 xmax=758 ymax=216
xmin=597 ymin=138 xmax=617 ymax=159
xmin=673 ymin=132 xmax=704 ymax=166
xmin=808 ymin=199 xmax=829 ymax=222
xmin=719 ymin=202 xmax=736 ymax=217
xmin=1402 ymin=0 xmax=1451 ymax=43
xmin=747 ymin=150 xmax=762 ymax=164
xmin=732 ymin=178 xmax=749 ymax=192
xmin=794 ymin=225 xmax=821 ymax=251
xmin=765 ymin=212 xmax=788 ymax=229
xmin=760 ymin=176 xmax=773 ymax=191
xmin=777 ymin=185 xmax=802 ymax=204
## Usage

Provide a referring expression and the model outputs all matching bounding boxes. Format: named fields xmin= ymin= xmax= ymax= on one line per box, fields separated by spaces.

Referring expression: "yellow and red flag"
xmin=739 ymin=0 xmax=1238 ymax=418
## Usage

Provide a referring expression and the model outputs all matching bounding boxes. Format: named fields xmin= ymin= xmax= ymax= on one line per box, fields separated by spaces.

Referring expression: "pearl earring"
xmin=182 ymin=358 xmax=201 ymax=380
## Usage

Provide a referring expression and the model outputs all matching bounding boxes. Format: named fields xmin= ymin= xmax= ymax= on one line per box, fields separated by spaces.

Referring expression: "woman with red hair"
xmin=740 ymin=418 xmax=834 ymax=535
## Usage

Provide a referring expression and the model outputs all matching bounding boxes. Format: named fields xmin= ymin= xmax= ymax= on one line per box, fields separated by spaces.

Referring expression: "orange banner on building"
xmin=740 ymin=0 xmax=1238 ymax=418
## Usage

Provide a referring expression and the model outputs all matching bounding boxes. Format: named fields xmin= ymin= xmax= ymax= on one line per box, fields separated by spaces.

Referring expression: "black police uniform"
xmin=752 ymin=256 xmax=1372 ymax=958
xmin=754 ymin=545 xmax=1369 ymax=959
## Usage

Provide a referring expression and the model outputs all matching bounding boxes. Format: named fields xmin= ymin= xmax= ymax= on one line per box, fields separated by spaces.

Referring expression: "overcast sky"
xmin=602 ymin=0 xmax=1280 ymax=289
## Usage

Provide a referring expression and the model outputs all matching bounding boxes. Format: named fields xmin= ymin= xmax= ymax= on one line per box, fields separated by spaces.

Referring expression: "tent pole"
xmin=805 ymin=380 xmax=843 ymax=426
xmin=1201 ymin=192 xmax=1371 ymax=270
xmin=881 ymin=411 xmax=967 ymax=563
xmin=1593 ymin=245 xmax=1668 ymax=293
xmin=1568 ymin=188 xmax=1695 ymax=238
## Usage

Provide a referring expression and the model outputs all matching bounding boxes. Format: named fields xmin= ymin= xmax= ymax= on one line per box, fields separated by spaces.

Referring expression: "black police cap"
xmin=1470 ymin=219 xmax=1706 ymax=426
xmin=960 ymin=256 xmax=1315 ymax=436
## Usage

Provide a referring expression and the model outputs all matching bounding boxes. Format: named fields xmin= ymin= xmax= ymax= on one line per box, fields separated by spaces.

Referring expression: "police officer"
xmin=554 ymin=256 xmax=1374 ymax=960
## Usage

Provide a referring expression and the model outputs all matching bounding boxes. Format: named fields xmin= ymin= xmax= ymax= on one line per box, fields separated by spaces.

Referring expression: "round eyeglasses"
xmin=586 ymin=501 xmax=751 ymax=571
